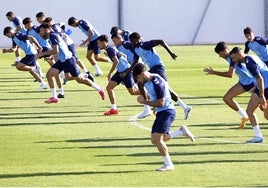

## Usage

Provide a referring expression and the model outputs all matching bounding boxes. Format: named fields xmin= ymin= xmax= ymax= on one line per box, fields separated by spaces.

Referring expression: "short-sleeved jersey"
xmin=48 ymin=32 xmax=72 ymax=62
xmin=117 ymin=41 xmax=138 ymax=65
xmin=244 ymin=55 xmax=268 ymax=89
xmin=12 ymin=16 xmax=26 ymax=33
xmin=122 ymin=30 xmax=131 ymax=41
xmin=27 ymin=26 xmax=51 ymax=49
xmin=51 ymin=24 xmax=74 ymax=46
xmin=12 ymin=32 xmax=37 ymax=55
xmin=226 ymin=57 xmax=254 ymax=85
xmin=78 ymin=19 xmax=99 ymax=41
xmin=133 ymin=40 xmax=163 ymax=68
xmin=144 ymin=74 xmax=174 ymax=112
xmin=244 ymin=36 xmax=268 ymax=62
xmin=106 ymin=45 xmax=130 ymax=72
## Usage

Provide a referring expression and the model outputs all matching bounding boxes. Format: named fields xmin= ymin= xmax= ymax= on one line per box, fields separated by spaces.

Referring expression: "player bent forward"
xmin=133 ymin=63 xmax=195 ymax=171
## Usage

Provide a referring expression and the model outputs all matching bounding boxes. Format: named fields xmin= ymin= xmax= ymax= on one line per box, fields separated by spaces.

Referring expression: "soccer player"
xmin=203 ymin=42 xmax=255 ymax=129
xmin=37 ymin=23 xmax=105 ymax=103
xmin=6 ymin=11 xmax=26 ymax=66
xmin=2 ymin=26 xmax=48 ymax=89
xmin=129 ymin=32 xmax=192 ymax=120
xmin=22 ymin=17 xmax=64 ymax=98
xmin=111 ymin=33 xmax=152 ymax=118
xmin=68 ymin=17 xmax=110 ymax=76
xmin=244 ymin=27 xmax=268 ymax=65
xmin=110 ymin=26 xmax=132 ymax=41
xmin=44 ymin=17 xmax=94 ymax=82
xmin=230 ymin=47 xmax=268 ymax=143
xmin=97 ymin=34 xmax=139 ymax=115
xmin=133 ymin=63 xmax=195 ymax=171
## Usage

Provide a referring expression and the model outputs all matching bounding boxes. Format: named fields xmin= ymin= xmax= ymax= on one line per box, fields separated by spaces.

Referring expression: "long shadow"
xmin=0 ymin=170 xmax=146 ymax=179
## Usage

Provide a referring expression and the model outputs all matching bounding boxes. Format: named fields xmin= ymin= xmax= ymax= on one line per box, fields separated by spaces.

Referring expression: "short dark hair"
xmin=3 ymin=26 xmax=12 ymax=35
xmin=110 ymin=26 xmax=119 ymax=34
xmin=129 ymin=32 xmax=141 ymax=40
xmin=244 ymin=27 xmax=252 ymax=35
xmin=133 ymin=63 xmax=147 ymax=78
xmin=229 ymin=47 xmax=242 ymax=56
xmin=44 ymin=17 xmax=53 ymax=23
xmin=214 ymin=41 xmax=227 ymax=53
xmin=68 ymin=17 xmax=77 ymax=25
xmin=111 ymin=32 xmax=121 ymax=39
xmin=22 ymin=17 xmax=32 ymax=25
xmin=97 ymin=34 xmax=108 ymax=42
xmin=39 ymin=23 xmax=51 ymax=29
xmin=36 ymin=12 xmax=45 ymax=18
xmin=6 ymin=11 xmax=14 ymax=17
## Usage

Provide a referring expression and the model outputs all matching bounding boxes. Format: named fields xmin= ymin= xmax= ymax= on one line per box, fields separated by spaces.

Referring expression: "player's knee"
xmin=223 ymin=95 xmax=230 ymax=103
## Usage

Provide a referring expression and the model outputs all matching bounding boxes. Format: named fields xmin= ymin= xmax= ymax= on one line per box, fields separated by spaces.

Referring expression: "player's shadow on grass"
xmin=0 ymin=170 xmax=147 ymax=179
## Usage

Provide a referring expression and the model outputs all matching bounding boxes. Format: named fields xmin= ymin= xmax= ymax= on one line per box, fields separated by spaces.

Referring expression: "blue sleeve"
xmin=140 ymin=41 xmax=154 ymax=50
xmin=107 ymin=46 xmax=117 ymax=60
xmin=12 ymin=39 xmax=16 ymax=48
xmin=79 ymin=20 xmax=90 ymax=31
xmin=15 ymin=32 xmax=28 ymax=40
xmin=49 ymin=33 xmax=60 ymax=46
xmin=13 ymin=17 xmax=20 ymax=27
xmin=244 ymin=41 xmax=250 ymax=54
xmin=254 ymin=37 xmax=268 ymax=46
xmin=152 ymin=76 xmax=166 ymax=100
xmin=246 ymin=57 xmax=260 ymax=78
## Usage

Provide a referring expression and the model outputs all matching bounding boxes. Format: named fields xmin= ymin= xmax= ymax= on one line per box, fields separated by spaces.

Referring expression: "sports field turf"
xmin=0 ymin=45 xmax=268 ymax=187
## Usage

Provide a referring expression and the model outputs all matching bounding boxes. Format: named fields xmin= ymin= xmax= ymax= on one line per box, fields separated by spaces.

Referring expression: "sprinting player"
xmin=204 ymin=41 xmax=255 ymax=129
xmin=128 ymin=32 xmax=192 ymax=120
xmin=44 ymin=17 xmax=94 ymax=82
xmin=244 ymin=27 xmax=268 ymax=66
xmin=111 ymin=33 xmax=152 ymax=118
xmin=6 ymin=11 xmax=26 ymax=66
xmin=22 ymin=17 xmax=64 ymax=98
xmin=133 ymin=63 xmax=195 ymax=171
xmin=37 ymin=23 xmax=105 ymax=103
xmin=68 ymin=17 xmax=110 ymax=76
xmin=230 ymin=47 xmax=268 ymax=143
xmin=2 ymin=26 xmax=48 ymax=89
xmin=97 ymin=34 xmax=140 ymax=115
xmin=110 ymin=26 xmax=132 ymax=41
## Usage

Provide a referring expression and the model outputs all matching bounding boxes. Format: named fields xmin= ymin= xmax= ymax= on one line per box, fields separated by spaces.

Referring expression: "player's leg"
xmin=245 ymin=92 xmax=264 ymax=143
xmin=223 ymin=83 xmax=249 ymax=129
xmin=104 ymin=80 xmax=119 ymax=115
xmin=45 ymin=67 xmax=60 ymax=103
xmin=87 ymin=42 xmax=103 ymax=76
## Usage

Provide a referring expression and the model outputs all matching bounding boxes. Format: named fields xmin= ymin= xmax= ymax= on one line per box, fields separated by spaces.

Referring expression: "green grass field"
xmin=0 ymin=45 xmax=268 ymax=187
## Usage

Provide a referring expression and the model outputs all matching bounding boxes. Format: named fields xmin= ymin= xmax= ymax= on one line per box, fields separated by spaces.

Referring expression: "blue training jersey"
xmin=133 ymin=40 xmax=163 ymax=68
xmin=244 ymin=55 xmax=268 ymax=89
xmin=12 ymin=16 xmax=26 ymax=33
xmin=117 ymin=41 xmax=138 ymax=65
xmin=78 ymin=19 xmax=99 ymax=41
xmin=27 ymin=26 xmax=51 ymax=49
xmin=48 ymin=32 xmax=72 ymax=62
xmin=145 ymin=74 xmax=174 ymax=112
xmin=244 ymin=36 xmax=268 ymax=63
xmin=227 ymin=57 xmax=254 ymax=86
xmin=12 ymin=32 xmax=37 ymax=55
xmin=106 ymin=45 xmax=130 ymax=73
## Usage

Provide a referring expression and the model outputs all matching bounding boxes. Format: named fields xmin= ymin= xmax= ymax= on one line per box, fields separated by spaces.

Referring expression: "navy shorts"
xmin=87 ymin=39 xmax=100 ymax=54
xmin=253 ymin=87 xmax=268 ymax=99
xmin=20 ymin=54 xmax=36 ymax=67
xmin=151 ymin=109 xmax=176 ymax=134
xmin=68 ymin=44 xmax=78 ymax=60
xmin=111 ymin=71 xmax=135 ymax=88
xmin=52 ymin=56 xmax=80 ymax=77
xmin=149 ymin=65 xmax=168 ymax=81
xmin=240 ymin=82 xmax=255 ymax=91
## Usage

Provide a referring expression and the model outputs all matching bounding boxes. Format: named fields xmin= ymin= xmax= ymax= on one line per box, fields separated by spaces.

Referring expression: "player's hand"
xmin=203 ymin=67 xmax=214 ymax=74
xmin=80 ymin=40 xmax=87 ymax=47
xmin=170 ymin=53 xmax=177 ymax=60
xmin=137 ymin=95 xmax=146 ymax=104
xmin=260 ymin=95 xmax=267 ymax=109
xmin=36 ymin=52 xmax=43 ymax=59
xmin=2 ymin=49 xmax=7 ymax=53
